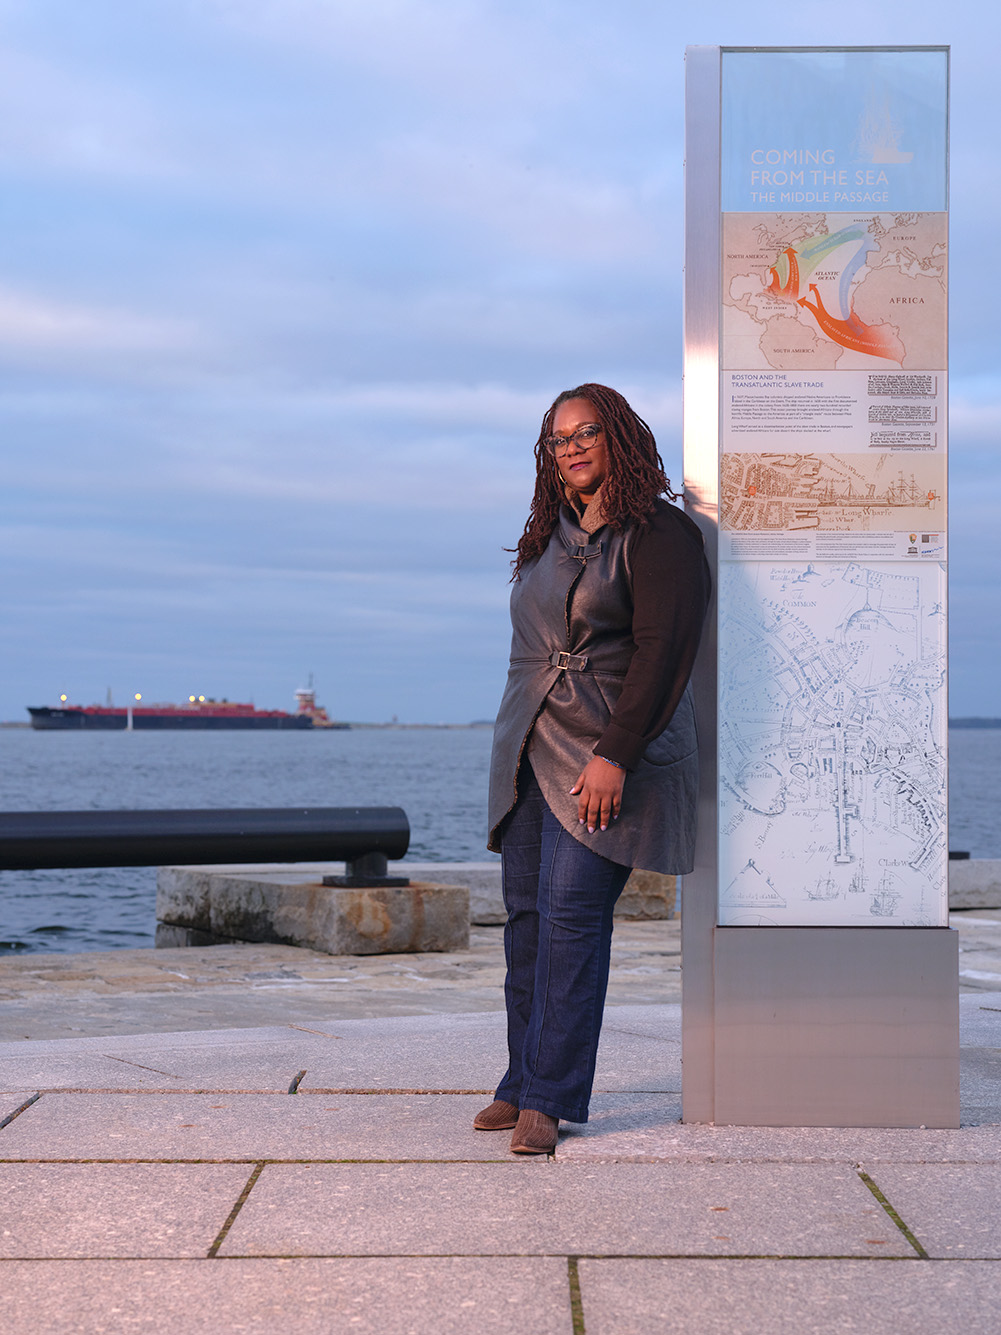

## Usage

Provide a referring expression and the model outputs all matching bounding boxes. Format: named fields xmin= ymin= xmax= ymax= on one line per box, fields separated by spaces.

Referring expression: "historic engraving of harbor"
xmin=721 ymin=451 xmax=944 ymax=533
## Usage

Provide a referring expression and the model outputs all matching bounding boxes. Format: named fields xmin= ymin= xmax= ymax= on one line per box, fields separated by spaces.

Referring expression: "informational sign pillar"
xmin=682 ymin=46 xmax=958 ymax=1127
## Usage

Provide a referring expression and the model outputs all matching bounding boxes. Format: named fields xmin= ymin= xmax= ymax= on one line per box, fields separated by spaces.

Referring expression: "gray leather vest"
xmin=488 ymin=505 xmax=699 ymax=874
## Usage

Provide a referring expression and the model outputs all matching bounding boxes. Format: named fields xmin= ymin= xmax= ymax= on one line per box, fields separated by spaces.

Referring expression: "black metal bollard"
xmin=0 ymin=807 xmax=410 ymax=877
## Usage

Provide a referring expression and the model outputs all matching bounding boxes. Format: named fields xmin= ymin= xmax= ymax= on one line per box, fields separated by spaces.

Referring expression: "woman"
xmin=478 ymin=383 xmax=710 ymax=1154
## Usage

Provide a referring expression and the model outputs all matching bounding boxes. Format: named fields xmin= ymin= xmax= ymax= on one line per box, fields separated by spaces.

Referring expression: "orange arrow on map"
xmin=766 ymin=247 xmax=800 ymax=300
xmin=797 ymin=284 xmax=903 ymax=361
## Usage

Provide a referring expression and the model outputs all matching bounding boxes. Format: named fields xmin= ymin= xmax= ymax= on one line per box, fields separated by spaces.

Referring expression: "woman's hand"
xmin=570 ymin=756 xmax=625 ymax=833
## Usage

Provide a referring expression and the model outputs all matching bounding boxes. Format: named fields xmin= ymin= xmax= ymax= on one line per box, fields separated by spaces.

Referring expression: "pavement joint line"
xmin=7 ymin=1154 xmax=997 ymax=1165
xmin=529 ymin=1254 xmax=997 ymax=1263
xmin=600 ymin=1026 xmax=680 ymax=1043
xmin=206 ymin=1161 xmax=265 ymax=1259
xmin=0 ymin=1093 xmax=41 ymax=1129
xmin=5 ymin=1088 xmax=302 ymax=1096
xmin=857 ymin=1169 xmax=930 ymax=1259
xmin=100 ymin=1056 xmax=182 ymax=1077
xmin=0 ymin=1157 xmax=536 ymax=1165
xmin=286 ymin=1025 xmax=343 ymax=1037
xmin=185 ymin=1251 xmax=939 ymax=1261
xmin=4 ymin=1088 xmax=500 ymax=1096
xmin=0 ymin=1254 xmax=982 ymax=1264
xmin=296 ymin=1089 xmax=498 ymax=1096
xmin=567 ymin=1256 xmax=586 ymax=1335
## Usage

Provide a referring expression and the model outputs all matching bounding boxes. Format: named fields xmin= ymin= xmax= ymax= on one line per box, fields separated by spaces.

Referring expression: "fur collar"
xmin=565 ymin=484 xmax=610 ymax=535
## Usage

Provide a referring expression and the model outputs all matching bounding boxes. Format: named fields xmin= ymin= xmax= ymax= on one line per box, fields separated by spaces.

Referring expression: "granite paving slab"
xmin=0 ymin=1043 xmax=312 ymax=1093
xmin=0 ymin=1024 xmax=299 ymax=1058
xmin=263 ymin=1003 xmax=680 ymax=1044
xmin=958 ymin=1047 xmax=1001 ymax=1125
xmin=0 ymin=1051 xmax=191 ymax=1093
xmin=0 ymin=1092 xmax=33 ymax=1124
xmin=294 ymin=1015 xmax=681 ymax=1094
xmin=959 ymin=994 xmax=1001 ymax=1044
xmin=0 ymin=1015 xmax=507 ymax=1092
xmin=0 ymin=997 xmax=992 ymax=1107
xmin=0 ymin=1257 xmax=574 ymax=1334
xmin=864 ymin=1164 xmax=1001 ymax=1258
xmin=558 ymin=1095 xmax=1001 ymax=1163
xmin=602 ymin=1007 xmax=681 ymax=1040
xmin=0 ymin=1026 xmax=426 ymax=1094
xmin=0 ymin=1162 xmax=251 ymax=1258
xmin=0 ymin=1024 xmax=305 ymax=1091
xmin=952 ymin=914 xmax=1001 ymax=997
xmin=577 ymin=1258 xmax=1001 ymax=1335
xmin=0 ymin=1009 xmax=679 ymax=1096
xmin=557 ymin=1092 xmax=685 ymax=1155
xmin=0 ymin=985 xmax=507 ymax=1041
xmin=0 ymin=1092 xmax=524 ymax=1162
xmin=292 ymin=1015 xmax=507 ymax=1091
xmin=220 ymin=1161 xmax=913 ymax=1258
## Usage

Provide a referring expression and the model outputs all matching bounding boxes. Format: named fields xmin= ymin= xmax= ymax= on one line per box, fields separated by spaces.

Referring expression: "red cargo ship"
xmin=27 ymin=685 xmax=346 ymax=731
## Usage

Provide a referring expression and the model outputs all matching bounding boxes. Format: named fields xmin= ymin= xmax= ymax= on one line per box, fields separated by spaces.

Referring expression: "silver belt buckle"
xmin=552 ymin=650 xmax=588 ymax=671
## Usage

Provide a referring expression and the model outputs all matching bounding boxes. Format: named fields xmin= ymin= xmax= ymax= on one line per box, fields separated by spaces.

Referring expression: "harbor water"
xmin=0 ymin=727 xmax=496 ymax=954
xmin=0 ymin=725 xmax=997 ymax=954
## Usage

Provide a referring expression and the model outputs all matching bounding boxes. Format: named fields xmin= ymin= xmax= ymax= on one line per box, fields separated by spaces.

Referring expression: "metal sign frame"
xmin=682 ymin=45 xmax=958 ymax=1128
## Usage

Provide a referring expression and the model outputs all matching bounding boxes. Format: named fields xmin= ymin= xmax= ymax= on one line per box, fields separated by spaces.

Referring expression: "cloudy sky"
xmin=1 ymin=0 xmax=997 ymax=724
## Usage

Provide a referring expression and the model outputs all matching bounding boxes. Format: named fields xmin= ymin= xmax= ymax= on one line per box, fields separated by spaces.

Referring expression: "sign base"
xmin=710 ymin=926 xmax=959 ymax=1127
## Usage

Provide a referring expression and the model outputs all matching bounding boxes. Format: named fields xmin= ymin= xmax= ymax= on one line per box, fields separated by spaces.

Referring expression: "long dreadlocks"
xmin=510 ymin=383 xmax=678 ymax=579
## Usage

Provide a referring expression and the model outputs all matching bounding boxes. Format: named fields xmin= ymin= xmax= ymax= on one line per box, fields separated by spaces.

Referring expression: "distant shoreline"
xmin=341 ymin=721 xmax=494 ymax=730
xmin=0 ymin=719 xmax=495 ymax=731
xmin=5 ymin=717 xmax=1001 ymax=730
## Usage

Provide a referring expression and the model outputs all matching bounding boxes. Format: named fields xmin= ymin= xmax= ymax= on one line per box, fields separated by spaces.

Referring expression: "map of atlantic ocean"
xmin=724 ymin=212 xmax=946 ymax=370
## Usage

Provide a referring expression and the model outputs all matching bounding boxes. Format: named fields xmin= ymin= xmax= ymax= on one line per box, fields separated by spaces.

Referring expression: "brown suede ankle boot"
xmin=473 ymin=1099 xmax=519 ymax=1130
xmin=509 ymin=1108 xmax=558 ymax=1154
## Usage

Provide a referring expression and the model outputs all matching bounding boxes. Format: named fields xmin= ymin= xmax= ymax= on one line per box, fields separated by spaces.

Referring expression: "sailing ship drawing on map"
xmin=870 ymin=873 xmax=903 ymax=918
xmin=807 ymin=875 xmax=840 ymax=902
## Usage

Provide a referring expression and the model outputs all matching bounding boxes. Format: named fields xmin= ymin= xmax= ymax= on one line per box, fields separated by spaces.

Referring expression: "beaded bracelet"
xmin=597 ymin=755 xmax=625 ymax=770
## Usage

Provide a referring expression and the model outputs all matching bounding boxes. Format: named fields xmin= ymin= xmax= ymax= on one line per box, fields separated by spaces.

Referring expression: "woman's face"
xmin=550 ymin=397 xmax=609 ymax=504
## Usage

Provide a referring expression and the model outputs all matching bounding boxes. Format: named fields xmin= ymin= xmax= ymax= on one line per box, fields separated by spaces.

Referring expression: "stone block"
xmin=2 ymin=1259 xmax=573 ymax=1335
xmin=404 ymin=862 xmax=676 ymax=922
xmin=155 ymin=861 xmax=674 ymax=946
xmin=400 ymin=862 xmax=505 ymax=925
xmin=0 ymin=1092 xmax=519 ymax=1162
xmin=154 ymin=923 xmax=233 ymax=948
xmin=156 ymin=868 xmax=469 ymax=955
xmin=0 ymin=1162 xmax=250 ymax=1258
xmin=221 ymin=1161 xmax=912 ymax=1258
xmin=155 ymin=866 xmax=216 ymax=933
xmin=860 ymin=1163 xmax=1001 ymax=1258
xmin=618 ymin=869 xmax=677 ymax=919
xmin=330 ymin=883 xmax=469 ymax=954
xmin=950 ymin=859 xmax=1001 ymax=910
xmin=578 ymin=1259 xmax=1001 ymax=1335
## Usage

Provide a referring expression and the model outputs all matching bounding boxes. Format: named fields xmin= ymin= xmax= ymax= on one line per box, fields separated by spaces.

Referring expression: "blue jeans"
xmin=494 ymin=764 xmax=630 ymax=1123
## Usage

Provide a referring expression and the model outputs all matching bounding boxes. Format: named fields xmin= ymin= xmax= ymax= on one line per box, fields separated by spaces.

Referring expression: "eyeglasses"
xmin=542 ymin=424 xmax=603 ymax=457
